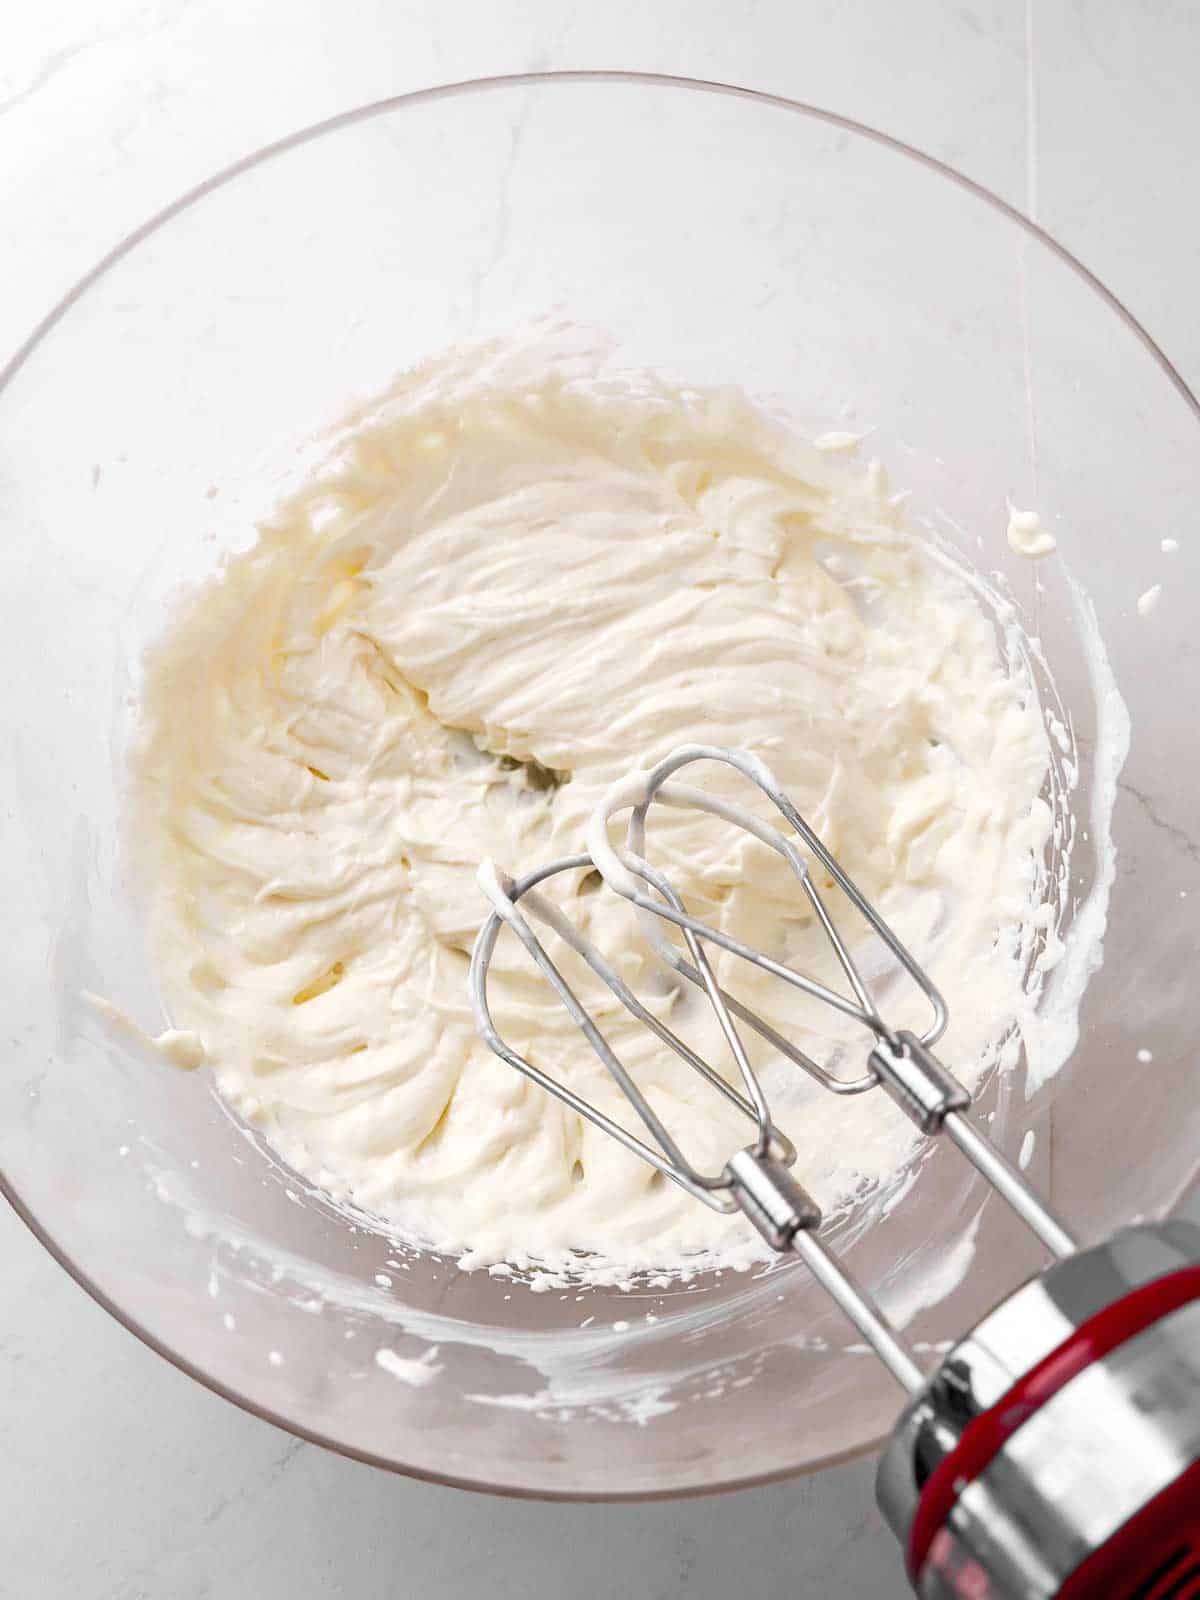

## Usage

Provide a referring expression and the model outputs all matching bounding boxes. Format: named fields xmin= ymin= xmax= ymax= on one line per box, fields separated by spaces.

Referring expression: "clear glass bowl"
xmin=2 ymin=72 xmax=1198 ymax=1498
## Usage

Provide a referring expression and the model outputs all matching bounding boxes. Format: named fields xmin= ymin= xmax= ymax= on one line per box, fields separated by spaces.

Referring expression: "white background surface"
xmin=2 ymin=4 xmax=1197 ymax=1594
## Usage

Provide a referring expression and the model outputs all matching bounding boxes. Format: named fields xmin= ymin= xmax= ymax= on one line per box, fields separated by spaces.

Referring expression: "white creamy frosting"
xmin=131 ymin=327 xmax=1054 ymax=1275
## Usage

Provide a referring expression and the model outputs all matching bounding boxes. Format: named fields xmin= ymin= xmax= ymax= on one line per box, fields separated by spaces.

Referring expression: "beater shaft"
xmin=868 ymin=1030 xmax=1077 ymax=1259
xmin=789 ymin=1230 xmax=927 ymax=1394
xmin=942 ymin=1110 xmax=1076 ymax=1260
xmin=725 ymin=1146 xmax=926 ymax=1392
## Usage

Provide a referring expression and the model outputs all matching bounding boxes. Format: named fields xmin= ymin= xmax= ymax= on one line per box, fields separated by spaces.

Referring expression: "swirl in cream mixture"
xmin=133 ymin=328 xmax=1052 ymax=1273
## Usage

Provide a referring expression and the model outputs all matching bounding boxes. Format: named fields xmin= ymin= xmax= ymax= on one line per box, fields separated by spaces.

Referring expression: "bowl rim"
xmin=3 ymin=68 xmax=1198 ymax=1501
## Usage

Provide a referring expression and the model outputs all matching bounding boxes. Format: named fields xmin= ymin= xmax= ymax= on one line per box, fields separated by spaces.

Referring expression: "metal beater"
xmin=470 ymin=745 xmax=1200 ymax=1600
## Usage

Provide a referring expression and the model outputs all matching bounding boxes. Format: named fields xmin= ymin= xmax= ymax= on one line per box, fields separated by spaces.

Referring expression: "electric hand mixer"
xmin=469 ymin=745 xmax=1200 ymax=1600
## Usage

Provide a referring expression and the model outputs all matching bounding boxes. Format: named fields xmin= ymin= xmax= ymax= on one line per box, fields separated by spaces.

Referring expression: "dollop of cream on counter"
xmin=129 ymin=328 xmax=1056 ymax=1276
xmin=1006 ymin=506 xmax=1056 ymax=559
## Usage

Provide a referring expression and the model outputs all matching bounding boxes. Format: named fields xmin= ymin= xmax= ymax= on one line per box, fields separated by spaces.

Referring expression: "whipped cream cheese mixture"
xmin=132 ymin=328 xmax=1054 ymax=1274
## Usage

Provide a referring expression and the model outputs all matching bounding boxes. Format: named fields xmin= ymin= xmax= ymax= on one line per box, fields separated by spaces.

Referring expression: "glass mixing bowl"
xmin=2 ymin=72 xmax=1198 ymax=1498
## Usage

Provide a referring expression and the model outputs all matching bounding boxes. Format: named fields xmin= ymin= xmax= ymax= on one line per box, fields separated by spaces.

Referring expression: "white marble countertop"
xmin=3 ymin=4 xmax=1197 ymax=1594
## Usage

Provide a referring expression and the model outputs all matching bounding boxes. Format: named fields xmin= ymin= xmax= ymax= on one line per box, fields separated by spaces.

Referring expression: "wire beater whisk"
xmin=469 ymin=744 xmax=1076 ymax=1393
